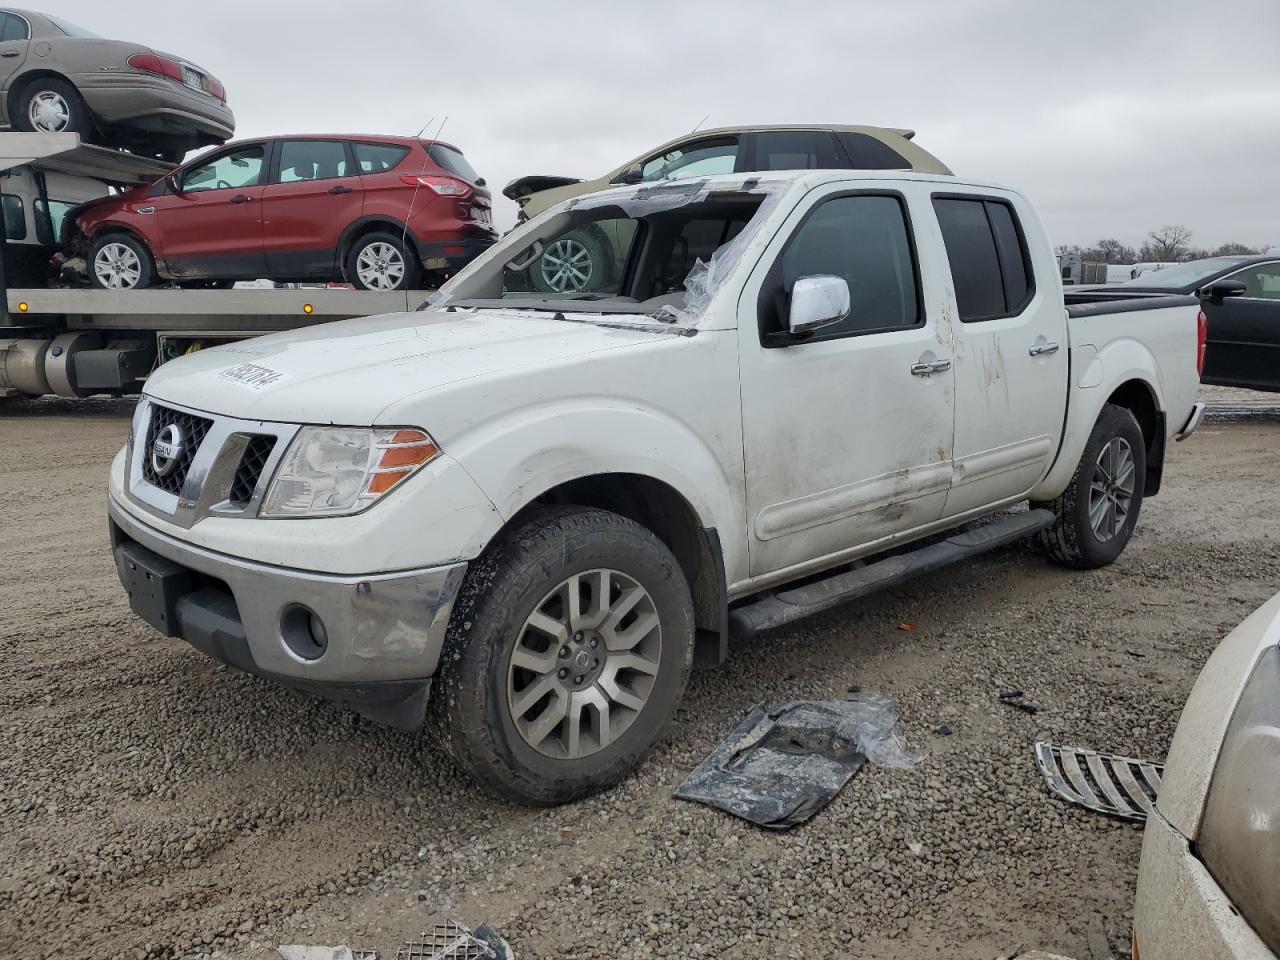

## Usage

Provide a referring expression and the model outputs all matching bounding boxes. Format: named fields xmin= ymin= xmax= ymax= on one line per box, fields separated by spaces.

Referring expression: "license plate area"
xmin=115 ymin=541 xmax=193 ymax=638
xmin=182 ymin=66 xmax=205 ymax=92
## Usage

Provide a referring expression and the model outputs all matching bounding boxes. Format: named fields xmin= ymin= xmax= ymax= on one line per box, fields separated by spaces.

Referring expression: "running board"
xmin=727 ymin=509 xmax=1055 ymax=639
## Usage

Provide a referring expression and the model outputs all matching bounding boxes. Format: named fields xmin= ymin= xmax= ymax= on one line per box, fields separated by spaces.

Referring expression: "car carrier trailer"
xmin=0 ymin=133 xmax=428 ymax=401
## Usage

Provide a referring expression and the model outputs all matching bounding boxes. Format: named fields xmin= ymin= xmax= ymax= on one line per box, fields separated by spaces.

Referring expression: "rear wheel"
xmin=89 ymin=233 xmax=155 ymax=290
xmin=14 ymin=78 xmax=93 ymax=135
xmin=347 ymin=232 xmax=418 ymax=291
xmin=1035 ymin=404 xmax=1146 ymax=569
xmin=436 ymin=506 xmax=695 ymax=804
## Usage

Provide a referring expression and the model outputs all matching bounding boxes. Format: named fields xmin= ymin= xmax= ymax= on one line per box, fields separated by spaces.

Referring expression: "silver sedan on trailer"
xmin=0 ymin=8 xmax=234 ymax=162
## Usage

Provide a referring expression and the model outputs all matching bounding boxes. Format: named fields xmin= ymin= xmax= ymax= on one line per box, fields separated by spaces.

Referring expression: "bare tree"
xmin=1084 ymin=238 xmax=1137 ymax=264
xmin=1211 ymin=242 xmax=1261 ymax=256
xmin=1139 ymin=224 xmax=1194 ymax=262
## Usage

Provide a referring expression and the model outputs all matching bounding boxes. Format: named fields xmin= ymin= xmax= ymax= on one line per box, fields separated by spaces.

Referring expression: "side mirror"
xmin=787 ymin=275 xmax=850 ymax=337
xmin=1202 ymin=279 xmax=1247 ymax=306
xmin=612 ymin=166 xmax=643 ymax=185
xmin=475 ymin=177 xmax=486 ymax=187
xmin=165 ymin=174 xmax=182 ymax=195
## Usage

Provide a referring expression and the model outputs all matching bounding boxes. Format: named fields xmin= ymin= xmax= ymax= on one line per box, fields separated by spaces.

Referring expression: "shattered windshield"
xmin=432 ymin=179 xmax=781 ymax=324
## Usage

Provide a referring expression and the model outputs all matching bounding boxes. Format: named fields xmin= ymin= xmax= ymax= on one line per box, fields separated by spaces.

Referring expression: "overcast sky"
xmin=56 ymin=0 xmax=1280 ymax=247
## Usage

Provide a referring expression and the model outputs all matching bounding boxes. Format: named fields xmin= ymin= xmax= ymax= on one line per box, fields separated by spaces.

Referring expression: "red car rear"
xmin=71 ymin=134 xmax=496 ymax=290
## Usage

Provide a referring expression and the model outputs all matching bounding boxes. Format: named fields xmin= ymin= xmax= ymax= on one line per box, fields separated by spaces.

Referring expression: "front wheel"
xmin=436 ymin=506 xmax=695 ymax=805
xmin=347 ymin=232 xmax=418 ymax=291
xmin=1035 ymin=403 xmax=1146 ymax=569
xmin=89 ymin=233 xmax=156 ymax=290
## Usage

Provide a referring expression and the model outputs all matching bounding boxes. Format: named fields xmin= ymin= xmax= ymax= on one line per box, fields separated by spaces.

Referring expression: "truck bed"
xmin=1063 ymin=289 xmax=1200 ymax=318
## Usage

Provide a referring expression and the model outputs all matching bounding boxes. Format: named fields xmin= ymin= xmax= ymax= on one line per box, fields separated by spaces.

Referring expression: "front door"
xmin=260 ymin=139 xmax=364 ymax=279
xmin=155 ymin=142 xmax=268 ymax=280
xmin=931 ymin=193 xmax=1068 ymax=517
xmin=738 ymin=184 xmax=956 ymax=578
xmin=1203 ymin=261 xmax=1280 ymax=390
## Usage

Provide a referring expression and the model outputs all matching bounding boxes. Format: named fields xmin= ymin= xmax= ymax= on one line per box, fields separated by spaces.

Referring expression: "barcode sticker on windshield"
xmin=219 ymin=362 xmax=289 ymax=390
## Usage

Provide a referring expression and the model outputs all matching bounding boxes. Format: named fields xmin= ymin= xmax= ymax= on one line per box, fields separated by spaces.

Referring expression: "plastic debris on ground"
xmin=396 ymin=921 xmax=514 ymax=960
xmin=999 ymin=689 xmax=1041 ymax=715
xmin=1033 ymin=741 xmax=1164 ymax=821
xmin=673 ymin=693 xmax=919 ymax=829
xmin=277 ymin=948 xmax=376 ymax=960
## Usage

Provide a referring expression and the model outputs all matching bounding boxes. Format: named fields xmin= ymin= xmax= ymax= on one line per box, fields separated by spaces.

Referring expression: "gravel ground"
xmin=1 ymin=387 xmax=1278 ymax=960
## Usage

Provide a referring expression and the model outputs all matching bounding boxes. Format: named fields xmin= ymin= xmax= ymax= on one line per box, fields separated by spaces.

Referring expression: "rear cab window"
xmin=932 ymin=195 xmax=1035 ymax=321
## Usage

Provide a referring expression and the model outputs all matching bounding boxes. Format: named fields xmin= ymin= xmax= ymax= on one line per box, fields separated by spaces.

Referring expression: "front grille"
xmin=141 ymin=405 xmax=214 ymax=495
xmin=229 ymin=435 xmax=276 ymax=506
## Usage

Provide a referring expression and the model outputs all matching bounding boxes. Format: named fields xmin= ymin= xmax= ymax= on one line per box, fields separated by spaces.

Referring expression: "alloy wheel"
xmin=506 ymin=568 xmax=662 ymax=760
xmin=539 ymin=238 xmax=593 ymax=294
xmin=29 ymin=91 xmax=70 ymax=133
xmin=355 ymin=242 xmax=405 ymax=290
xmin=93 ymin=243 xmax=142 ymax=289
xmin=1088 ymin=437 xmax=1136 ymax=541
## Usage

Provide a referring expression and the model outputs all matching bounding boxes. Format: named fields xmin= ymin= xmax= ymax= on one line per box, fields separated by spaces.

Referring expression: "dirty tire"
xmin=88 ymin=232 xmax=156 ymax=290
xmin=14 ymin=77 xmax=93 ymax=136
xmin=1035 ymin=403 xmax=1146 ymax=569
xmin=435 ymin=505 xmax=695 ymax=805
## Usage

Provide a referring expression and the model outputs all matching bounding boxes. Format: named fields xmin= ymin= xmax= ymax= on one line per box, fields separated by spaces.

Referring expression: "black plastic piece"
xmin=73 ymin=342 xmax=157 ymax=390
xmin=114 ymin=540 xmax=193 ymax=638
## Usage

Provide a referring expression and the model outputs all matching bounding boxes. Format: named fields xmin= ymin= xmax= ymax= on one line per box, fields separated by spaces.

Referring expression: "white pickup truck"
xmin=107 ymin=170 xmax=1206 ymax=804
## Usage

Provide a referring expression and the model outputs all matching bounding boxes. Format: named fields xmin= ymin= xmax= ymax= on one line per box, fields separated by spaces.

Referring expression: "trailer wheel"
xmin=1035 ymin=404 xmax=1146 ymax=569
xmin=435 ymin=505 xmax=695 ymax=805
xmin=89 ymin=233 xmax=156 ymax=290
xmin=14 ymin=78 xmax=93 ymax=136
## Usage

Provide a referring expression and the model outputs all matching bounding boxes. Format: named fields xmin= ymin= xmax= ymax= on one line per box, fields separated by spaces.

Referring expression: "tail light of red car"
xmin=128 ymin=53 xmax=184 ymax=82
xmin=1197 ymin=308 xmax=1208 ymax=378
xmin=400 ymin=175 xmax=471 ymax=197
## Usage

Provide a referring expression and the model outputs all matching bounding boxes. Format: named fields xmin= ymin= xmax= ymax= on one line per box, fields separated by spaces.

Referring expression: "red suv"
xmin=70 ymin=135 xmax=496 ymax=290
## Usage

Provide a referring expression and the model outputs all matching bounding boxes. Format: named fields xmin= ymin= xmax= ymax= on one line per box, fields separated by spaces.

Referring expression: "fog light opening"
xmin=281 ymin=604 xmax=328 ymax=661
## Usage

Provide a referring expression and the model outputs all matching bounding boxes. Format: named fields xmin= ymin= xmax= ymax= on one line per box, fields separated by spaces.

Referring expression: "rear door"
xmin=155 ymin=142 xmax=267 ymax=279
xmin=1203 ymin=260 xmax=1280 ymax=389
xmin=931 ymin=192 xmax=1068 ymax=517
xmin=260 ymin=139 xmax=363 ymax=279
xmin=0 ymin=13 xmax=30 ymax=116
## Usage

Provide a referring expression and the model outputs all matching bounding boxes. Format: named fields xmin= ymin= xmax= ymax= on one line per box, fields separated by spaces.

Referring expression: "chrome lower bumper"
xmin=109 ymin=497 xmax=467 ymax=724
xmin=1177 ymin=401 xmax=1207 ymax=441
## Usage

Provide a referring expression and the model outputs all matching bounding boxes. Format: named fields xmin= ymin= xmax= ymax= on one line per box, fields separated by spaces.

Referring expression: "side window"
xmin=641 ymin=138 xmax=738 ymax=182
xmin=837 ymin=132 xmax=910 ymax=170
xmin=181 ymin=145 xmax=265 ymax=193
xmin=765 ymin=194 xmax=921 ymax=340
xmin=33 ymin=198 xmax=74 ymax=244
xmin=1 ymin=194 xmax=26 ymax=240
xmin=353 ymin=142 xmax=410 ymax=174
xmin=932 ymin=196 xmax=1035 ymax=322
xmin=276 ymin=140 xmax=350 ymax=183
xmin=1227 ymin=263 xmax=1280 ymax=300
xmin=752 ymin=131 xmax=824 ymax=171
xmin=0 ymin=14 xmax=29 ymax=42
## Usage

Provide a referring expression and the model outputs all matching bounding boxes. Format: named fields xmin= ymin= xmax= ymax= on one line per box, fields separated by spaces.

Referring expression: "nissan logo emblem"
xmin=150 ymin=423 xmax=185 ymax=477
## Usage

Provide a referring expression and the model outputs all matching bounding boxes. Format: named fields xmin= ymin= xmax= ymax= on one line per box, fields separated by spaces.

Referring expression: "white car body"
xmin=1134 ymin=592 xmax=1280 ymax=959
xmin=105 ymin=170 xmax=1205 ymax=738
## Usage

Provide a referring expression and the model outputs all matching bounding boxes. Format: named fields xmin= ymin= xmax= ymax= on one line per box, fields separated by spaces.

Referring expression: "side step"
xmin=727 ymin=509 xmax=1055 ymax=639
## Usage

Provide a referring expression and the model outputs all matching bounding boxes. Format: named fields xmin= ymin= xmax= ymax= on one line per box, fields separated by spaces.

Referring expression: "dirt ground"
xmin=1 ymin=387 xmax=1278 ymax=960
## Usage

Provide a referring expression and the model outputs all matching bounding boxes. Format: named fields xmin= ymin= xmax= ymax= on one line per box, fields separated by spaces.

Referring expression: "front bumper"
xmin=1134 ymin=809 xmax=1274 ymax=960
xmin=109 ymin=496 xmax=466 ymax=729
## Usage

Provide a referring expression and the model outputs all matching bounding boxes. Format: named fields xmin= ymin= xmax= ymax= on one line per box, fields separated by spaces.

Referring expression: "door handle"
xmin=910 ymin=358 xmax=952 ymax=376
xmin=0 ymin=51 xmax=19 ymax=58
xmin=328 ymin=185 xmax=353 ymax=195
xmin=1029 ymin=341 xmax=1060 ymax=357
xmin=229 ymin=194 xmax=253 ymax=204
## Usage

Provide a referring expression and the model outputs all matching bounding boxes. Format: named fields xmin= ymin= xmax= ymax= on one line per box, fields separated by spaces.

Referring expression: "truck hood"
xmin=143 ymin=307 xmax=680 ymax=425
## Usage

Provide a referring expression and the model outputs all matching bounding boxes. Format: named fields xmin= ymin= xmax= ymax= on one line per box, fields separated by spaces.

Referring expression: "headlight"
xmin=260 ymin=426 xmax=439 ymax=518
xmin=1197 ymin=644 xmax=1280 ymax=954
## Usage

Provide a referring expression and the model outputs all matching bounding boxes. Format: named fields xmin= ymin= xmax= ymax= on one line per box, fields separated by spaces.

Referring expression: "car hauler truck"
xmin=0 ymin=133 xmax=427 ymax=401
